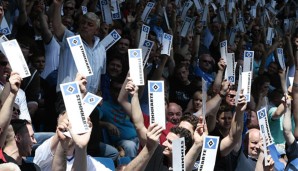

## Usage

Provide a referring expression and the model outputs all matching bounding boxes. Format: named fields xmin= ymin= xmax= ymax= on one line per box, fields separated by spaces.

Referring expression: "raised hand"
xmin=9 ymin=72 xmax=22 ymax=95
xmin=125 ymin=77 xmax=139 ymax=96
xmin=56 ymin=117 xmax=71 ymax=150
xmin=106 ymin=122 xmax=120 ymax=137
xmin=146 ymin=123 xmax=163 ymax=151
xmin=69 ymin=117 xmax=92 ymax=149
xmin=236 ymin=93 xmax=247 ymax=112
xmin=218 ymin=58 xmax=226 ymax=71
xmin=193 ymin=116 xmax=208 ymax=146
xmin=75 ymin=73 xmax=87 ymax=95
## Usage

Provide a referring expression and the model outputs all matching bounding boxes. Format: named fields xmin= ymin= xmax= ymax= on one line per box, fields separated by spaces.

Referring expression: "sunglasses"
xmin=13 ymin=107 xmax=20 ymax=115
xmin=227 ymin=94 xmax=236 ymax=98
xmin=202 ymin=60 xmax=213 ymax=65
xmin=64 ymin=6 xmax=74 ymax=10
xmin=0 ymin=61 xmax=8 ymax=66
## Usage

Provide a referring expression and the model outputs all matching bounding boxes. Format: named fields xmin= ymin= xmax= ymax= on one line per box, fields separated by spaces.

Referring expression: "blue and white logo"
xmin=147 ymin=2 xmax=154 ymax=7
xmin=111 ymin=31 xmax=120 ymax=40
xmin=129 ymin=49 xmax=141 ymax=58
xmin=84 ymin=94 xmax=100 ymax=105
xmin=164 ymin=34 xmax=172 ymax=40
xmin=257 ymin=109 xmax=266 ymax=119
xmin=0 ymin=28 xmax=9 ymax=35
xmin=228 ymin=76 xmax=234 ymax=82
xmin=101 ymin=0 xmax=107 ymax=5
xmin=143 ymin=26 xmax=150 ymax=32
xmin=245 ymin=51 xmax=253 ymax=58
xmin=149 ymin=82 xmax=163 ymax=92
xmin=69 ymin=37 xmax=81 ymax=47
xmin=62 ymin=83 xmax=79 ymax=96
xmin=220 ymin=41 xmax=226 ymax=47
xmin=204 ymin=137 xmax=218 ymax=149
xmin=144 ymin=40 xmax=153 ymax=47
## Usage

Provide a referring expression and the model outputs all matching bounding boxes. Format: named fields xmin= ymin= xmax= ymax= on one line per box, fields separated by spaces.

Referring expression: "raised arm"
xmin=52 ymin=117 xmax=70 ymax=171
xmin=125 ymin=78 xmax=148 ymax=147
xmin=51 ymin=0 xmax=66 ymax=41
xmin=124 ymin=123 xmax=163 ymax=171
xmin=220 ymin=94 xmax=246 ymax=156
xmin=70 ymin=118 xmax=92 ymax=171
xmin=37 ymin=9 xmax=53 ymax=44
xmin=0 ymin=72 xmax=21 ymax=147
xmin=283 ymin=96 xmax=295 ymax=146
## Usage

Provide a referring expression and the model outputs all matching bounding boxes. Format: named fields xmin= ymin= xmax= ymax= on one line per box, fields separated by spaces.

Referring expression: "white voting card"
xmin=284 ymin=19 xmax=290 ymax=33
xmin=111 ymin=0 xmax=121 ymax=20
xmin=198 ymin=136 xmax=219 ymax=171
xmin=161 ymin=33 xmax=173 ymax=56
xmin=82 ymin=92 xmax=102 ymax=117
xmin=193 ymin=0 xmax=203 ymax=13
xmin=180 ymin=17 xmax=192 ymax=37
xmin=141 ymin=39 xmax=154 ymax=66
xmin=172 ymin=137 xmax=185 ymax=171
xmin=220 ymin=0 xmax=225 ymax=6
xmin=163 ymin=7 xmax=170 ymax=30
xmin=241 ymin=71 xmax=252 ymax=102
xmin=219 ymin=40 xmax=227 ymax=62
xmin=219 ymin=7 xmax=227 ymax=24
xmin=201 ymin=5 xmax=208 ymax=26
xmin=100 ymin=0 xmax=113 ymax=24
xmin=0 ymin=17 xmax=11 ymax=36
xmin=181 ymin=0 xmax=193 ymax=20
xmin=229 ymin=27 xmax=237 ymax=45
xmin=237 ymin=18 xmax=246 ymax=33
xmin=266 ymin=27 xmax=273 ymax=45
xmin=225 ymin=53 xmax=235 ymax=84
xmin=277 ymin=48 xmax=285 ymax=70
xmin=148 ymin=80 xmax=166 ymax=129
xmin=202 ymin=78 xmax=207 ymax=120
xmin=1 ymin=40 xmax=30 ymax=78
xmin=100 ymin=29 xmax=121 ymax=50
xmin=141 ymin=2 xmax=155 ymax=23
xmin=228 ymin=0 xmax=234 ymax=13
xmin=139 ymin=24 xmax=150 ymax=48
xmin=243 ymin=50 xmax=254 ymax=72
xmin=128 ymin=49 xmax=144 ymax=85
xmin=250 ymin=6 xmax=256 ymax=18
xmin=81 ymin=6 xmax=88 ymax=14
xmin=60 ymin=82 xmax=90 ymax=134
xmin=67 ymin=35 xmax=93 ymax=77
xmin=235 ymin=66 xmax=242 ymax=106
xmin=257 ymin=107 xmax=274 ymax=146
xmin=0 ymin=35 xmax=8 ymax=54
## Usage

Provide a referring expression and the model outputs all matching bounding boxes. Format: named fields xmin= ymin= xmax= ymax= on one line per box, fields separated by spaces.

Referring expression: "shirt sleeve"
xmin=33 ymin=137 xmax=54 ymax=170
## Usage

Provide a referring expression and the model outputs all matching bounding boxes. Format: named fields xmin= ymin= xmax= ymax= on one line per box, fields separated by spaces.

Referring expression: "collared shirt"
xmin=56 ymin=29 xmax=106 ymax=94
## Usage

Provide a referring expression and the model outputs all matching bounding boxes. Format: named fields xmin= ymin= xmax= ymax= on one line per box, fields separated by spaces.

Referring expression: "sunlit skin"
xmin=17 ymin=124 xmax=37 ymax=157
xmin=107 ymin=59 xmax=123 ymax=78
xmin=247 ymin=128 xmax=260 ymax=159
xmin=162 ymin=132 xmax=179 ymax=157
xmin=166 ymin=103 xmax=182 ymax=125
xmin=225 ymin=90 xmax=236 ymax=107
xmin=192 ymin=91 xmax=202 ymax=112
xmin=117 ymin=38 xmax=130 ymax=54
xmin=217 ymin=111 xmax=233 ymax=133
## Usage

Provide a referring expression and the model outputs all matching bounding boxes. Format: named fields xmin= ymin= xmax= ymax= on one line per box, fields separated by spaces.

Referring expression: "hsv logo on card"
xmin=62 ymin=83 xmax=79 ymax=96
xmin=111 ymin=30 xmax=120 ymax=39
xmin=204 ymin=137 xmax=218 ymax=149
xmin=150 ymin=82 xmax=162 ymax=92
xmin=69 ymin=37 xmax=81 ymax=47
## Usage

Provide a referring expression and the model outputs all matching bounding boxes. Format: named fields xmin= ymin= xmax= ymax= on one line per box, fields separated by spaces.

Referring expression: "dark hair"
xmin=170 ymin=126 xmax=193 ymax=153
xmin=10 ymin=119 xmax=30 ymax=135
xmin=180 ymin=114 xmax=199 ymax=131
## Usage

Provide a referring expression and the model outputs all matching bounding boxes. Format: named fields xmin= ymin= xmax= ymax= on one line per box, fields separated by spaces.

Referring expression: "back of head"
xmin=170 ymin=127 xmax=193 ymax=153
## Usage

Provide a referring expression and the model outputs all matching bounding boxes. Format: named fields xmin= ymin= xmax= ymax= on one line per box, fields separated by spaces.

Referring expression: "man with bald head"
xmin=166 ymin=103 xmax=182 ymax=125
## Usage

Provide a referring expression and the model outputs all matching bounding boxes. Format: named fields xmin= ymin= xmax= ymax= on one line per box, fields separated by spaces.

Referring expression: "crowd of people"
xmin=0 ymin=0 xmax=296 ymax=170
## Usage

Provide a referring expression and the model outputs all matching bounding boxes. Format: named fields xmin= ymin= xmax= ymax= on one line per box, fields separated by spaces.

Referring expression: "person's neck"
xmin=218 ymin=128 xmax=229 ymax=137
xmin=4 ymin=146 xmax=22 ymax=164
xmin=182 ymin=80 xmax=190 ymax=86
xmin=83 ymin=36 xmax=94 ymax=47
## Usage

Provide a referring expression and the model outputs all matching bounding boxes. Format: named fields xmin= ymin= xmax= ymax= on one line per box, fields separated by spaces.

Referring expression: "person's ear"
xmin=15 ymin=134 xmax=21 ymax=142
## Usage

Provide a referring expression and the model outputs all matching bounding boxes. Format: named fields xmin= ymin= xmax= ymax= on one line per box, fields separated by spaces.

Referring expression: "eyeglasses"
xmin=0 ymin=61 xmax=8 ymax=66
xmin=202 ymin=60 xmax=213 ymax=65
xmin=227 ymin=94 xmax=236 ymax=98
xmin=64 ymin=6 xmax=74 ymax=10
xmin=13 ymin=107 xmax=20 ymax=115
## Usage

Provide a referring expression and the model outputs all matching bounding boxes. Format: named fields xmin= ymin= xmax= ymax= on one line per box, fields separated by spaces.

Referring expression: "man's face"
xmin=166 ymin=104 xmax=182 ymax=125
xmin=267 ymin=63 xmax=278 ymax=75
xmin=193 ymin=92 xmax=202 ymax=112
xmin=247 ymin=111 xmax=258 ymax=129
xmin=248 ymin=130 xmax=260 ymax=159
xmin=34 ymin=56 xmax=45 ymax=72
xmin=225 ymin=90 xmax=236 ymax=106
xmin=176 ymin=66 xmax=189 ymax=82
xmin=179 ymin=121 xmax=194 ymax=137
xmin=0 ymin=55 xmax=11 ymax=82
xmin=217 ymin=111 xmax=233 ymax=130
xmin=12 ymin=104 xmax=20 ymax=120
xmin=162 ymin=132 xmax=179 ymax=157
xmin=78 ymin=18 xmax=99 ymax=39
xmin=117 ymin=39 xmax=130 ymax=54
xmin=63 ymin=2 xmax=75 ymax=16
xmin=107 ymin=59 xmax=122 ymax=77
xmin=17 ymin=124 xmax=37 ymax=157
xmin=199 ymin=54 xmax=213 ymax=73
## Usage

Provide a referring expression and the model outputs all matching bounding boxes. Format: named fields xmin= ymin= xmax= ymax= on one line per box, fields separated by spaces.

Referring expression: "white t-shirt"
xmin=33 ymin=137 xmax=112 ymax=171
